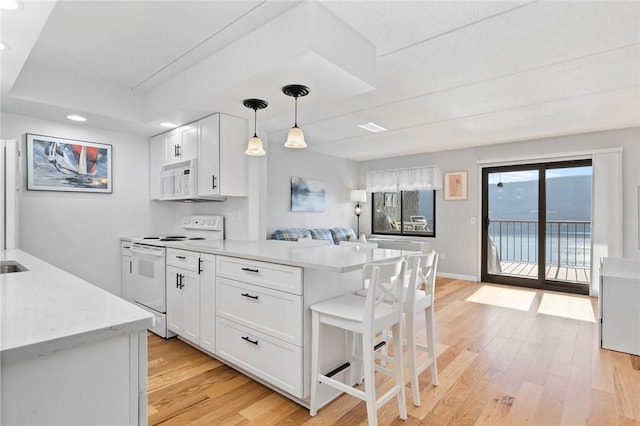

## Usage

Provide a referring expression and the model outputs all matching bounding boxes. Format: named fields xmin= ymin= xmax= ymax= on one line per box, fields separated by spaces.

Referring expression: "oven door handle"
xmin=131 ymin=245 xmax=165 ymax=257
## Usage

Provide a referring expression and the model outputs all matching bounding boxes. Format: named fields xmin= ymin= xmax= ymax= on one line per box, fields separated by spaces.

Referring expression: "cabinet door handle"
xmin=198 ymin=258 xmax=203 ymax=274
xmin=241 ymin=292 xmax=259 ymax=300
xmin=241 ymin=336 xmax=259 ymax=345
xmin=212 ymin=175 xmax=217 ymax=189
xmin=174 ymin=144 xmax=179 ymax=157
xmin=129 ymin=260 xmax=132 ymax=274
xmin=241 ymin=267 xmax=259 ymax=273
xmin=176 ymin=255 xmax=186 ymax=260
xmin=176 ymin=273 xmax=180 ymax=288
xmin=178 ymin=273 xmax=184 ymax=289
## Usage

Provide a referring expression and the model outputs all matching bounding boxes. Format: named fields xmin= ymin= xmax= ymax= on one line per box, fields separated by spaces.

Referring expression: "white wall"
xmin=1 ymin=113 xmax=165 ymax=295
xmin=358 ymin=127 xmax=640 ymax=279
xmin=266 ymin=131 xmax=359 ymax=237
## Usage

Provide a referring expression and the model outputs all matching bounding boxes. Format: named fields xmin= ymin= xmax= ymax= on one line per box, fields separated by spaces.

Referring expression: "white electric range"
xmin=123 ymin=215 xmax=223 ymax=338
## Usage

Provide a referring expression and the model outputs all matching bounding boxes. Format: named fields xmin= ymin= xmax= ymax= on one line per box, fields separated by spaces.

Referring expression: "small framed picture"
xmin=26 ymin=133 xmax=112 ymax=193
xmin=444 ymin=171 xmax=468 ymax=201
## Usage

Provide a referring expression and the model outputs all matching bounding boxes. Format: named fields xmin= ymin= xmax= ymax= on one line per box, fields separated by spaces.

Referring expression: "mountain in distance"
xmin=489 ymin=175 xmax=591 ymax=221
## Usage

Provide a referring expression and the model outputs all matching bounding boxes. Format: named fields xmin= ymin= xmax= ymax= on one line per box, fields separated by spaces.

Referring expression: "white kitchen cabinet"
xmin=217 ymin=277 xmax=302 ymax=345
xmin=197 ymin=113 xmax=248 ymax=198
xmin=217 ymin=317 xmax=303 ymax=397
xmin=149 ymin=113 xmax=248 ymax=200
xmin=215 ymin=255 xmax=304 ymax=398
xmin=600 ymin=257 xmax=640 ymax=355
xmin=165 ymin=123 xmax=198 ymax=164
xmin=199 ymin=253 xmax=216 ymax=354
xmin=149 ymin=134 xmax=164 ymax=200
xmin=166 ymin=249 xmax=200 ymax=345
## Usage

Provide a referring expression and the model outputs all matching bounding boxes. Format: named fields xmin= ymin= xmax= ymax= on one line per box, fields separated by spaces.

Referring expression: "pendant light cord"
xmin=294 ymin=97 xmax=298 ymax=127
xmin=253 ymin=108 xmax=258 ymax=137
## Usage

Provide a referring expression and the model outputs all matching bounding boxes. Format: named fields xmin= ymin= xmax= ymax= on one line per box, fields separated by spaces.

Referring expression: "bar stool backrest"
xmin=362 ymin=259 xmax=405 ymax=323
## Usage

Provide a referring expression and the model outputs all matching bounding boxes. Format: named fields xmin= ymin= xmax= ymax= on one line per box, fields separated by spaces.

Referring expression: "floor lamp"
xmin=350 ymin=189 xmax=367 ymax=237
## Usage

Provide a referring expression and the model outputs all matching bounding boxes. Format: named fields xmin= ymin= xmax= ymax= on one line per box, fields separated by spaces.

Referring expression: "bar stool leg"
xmin=309 ymin=311 xmax=321 ymax=416
xmin=392 ymin=322 xmax=408 ymax=419
xmin=362 ymin=331 xmax=378 ymax=426
xmin=425 ymin=306 xmax=439 ymax=386
xmin=405 ymin=311 xmax=421 ymax=406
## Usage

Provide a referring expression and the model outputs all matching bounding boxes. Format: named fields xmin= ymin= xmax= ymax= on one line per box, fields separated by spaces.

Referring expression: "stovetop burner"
xmin=130 ymin=216 xmax=223 ymax=247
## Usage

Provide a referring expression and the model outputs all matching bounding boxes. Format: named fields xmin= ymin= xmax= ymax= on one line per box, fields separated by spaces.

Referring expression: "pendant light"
xmin=497 ymin=174 xmax=504 ymax=188
xmin=282 ymin=84 xmax=309 ymax=149
xmin=243 ymin=98 xmax=268 ymax=156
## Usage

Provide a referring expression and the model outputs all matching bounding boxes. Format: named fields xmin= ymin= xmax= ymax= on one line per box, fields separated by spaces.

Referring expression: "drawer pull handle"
xmin=241 ymin=336 xmax=259 ymax=345
xmin=241 ymin=293 xmax=259 ymax=300
xmin=241 ymin=267 xmax=259 ymax=273
xmin=176 ymin=255 xmax=186 ymax=260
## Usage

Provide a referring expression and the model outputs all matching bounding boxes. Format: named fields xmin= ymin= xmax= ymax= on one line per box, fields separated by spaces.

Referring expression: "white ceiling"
xmin=1 ymin=0 xmax=638 ymax=161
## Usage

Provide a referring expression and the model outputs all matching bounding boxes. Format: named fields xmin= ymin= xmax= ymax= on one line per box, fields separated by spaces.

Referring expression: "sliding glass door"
xmin=481 ymin=160 xmax=592 ymax=294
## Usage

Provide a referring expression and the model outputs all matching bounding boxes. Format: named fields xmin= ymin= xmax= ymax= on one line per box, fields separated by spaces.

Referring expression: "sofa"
xmin=270 ymin=227 xmax=357 ymax=245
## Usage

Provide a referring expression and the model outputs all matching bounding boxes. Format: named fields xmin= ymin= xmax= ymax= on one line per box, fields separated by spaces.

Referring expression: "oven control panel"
xmin=181 ymin=215 xmax=223 ymax=231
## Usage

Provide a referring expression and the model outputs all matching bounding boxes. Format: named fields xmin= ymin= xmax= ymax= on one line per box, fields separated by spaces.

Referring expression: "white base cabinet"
xmin=167 ymin=249 xmax=201 ymax=345
xmin=2 ymin=332 xmax=148 ymax=426
xmin=163 ymin=248 xmax=370 ymax=409
xmin=166 ymin=249 xmax=216 ymax=352
xmin=600 ymin=257 xmax=640 ymax=355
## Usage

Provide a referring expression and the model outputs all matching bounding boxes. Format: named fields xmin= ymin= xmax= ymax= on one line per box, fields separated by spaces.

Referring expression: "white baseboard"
xmin=436 ymin=272 xmax=478 ymax=282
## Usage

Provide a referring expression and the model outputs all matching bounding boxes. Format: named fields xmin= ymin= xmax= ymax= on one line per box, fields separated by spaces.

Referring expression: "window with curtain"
xmin=372 ymin=190 xmax=436 ymax=237
xmin=367 ymin=165 xmax=441 ymax=238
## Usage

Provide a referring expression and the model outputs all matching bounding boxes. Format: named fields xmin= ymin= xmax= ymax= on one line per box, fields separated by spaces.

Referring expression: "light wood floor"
xmin=148 ymin=278 xmax=640 ymax=425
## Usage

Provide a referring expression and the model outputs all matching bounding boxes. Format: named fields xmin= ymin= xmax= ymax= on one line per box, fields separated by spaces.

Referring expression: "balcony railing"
xmin=488 ymin=219 xmax=591 ymax=267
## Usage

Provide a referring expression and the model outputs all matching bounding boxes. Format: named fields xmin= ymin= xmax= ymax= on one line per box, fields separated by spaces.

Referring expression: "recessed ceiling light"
xmin=0 ymin=0 xmax=20 ymax=10
xmin=160 ymin=122 xmax=177 ymax=128
xmin=0 ymin=41 xmax=9 ymax=51
xmin=67 ymin=114 xmax=87 ymax=122
xmin=357 ymin=122 xmax=387 ymax=133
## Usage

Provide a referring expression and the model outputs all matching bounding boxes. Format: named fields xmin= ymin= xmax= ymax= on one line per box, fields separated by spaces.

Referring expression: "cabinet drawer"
xmin=167 ymin=249 xmax=199 ymax=271
xmin=121 ymin=240 xmax=132 ymax=254
xmin=216 ymin=318 xmax=302 ymax=398
xmin=217 ymin=278 xmax=302 ymax=345
xmin=216 ymin=256 xmax=302 ymax=295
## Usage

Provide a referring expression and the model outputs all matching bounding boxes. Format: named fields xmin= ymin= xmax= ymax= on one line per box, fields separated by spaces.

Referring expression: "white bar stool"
xmin=402 ymin=252 xmax=439 ymax=406
xmin=309 ymin=259 xmax=407 ymax=426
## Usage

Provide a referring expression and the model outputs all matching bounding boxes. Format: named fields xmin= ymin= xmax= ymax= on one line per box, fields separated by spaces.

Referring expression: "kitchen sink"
xmin=0 ymin=260 xmax=28 ymax=274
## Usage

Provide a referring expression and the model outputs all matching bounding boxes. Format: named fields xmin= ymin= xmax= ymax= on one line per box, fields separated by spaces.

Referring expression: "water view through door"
xmin=481 ymin=160 xmax=592 ymax=294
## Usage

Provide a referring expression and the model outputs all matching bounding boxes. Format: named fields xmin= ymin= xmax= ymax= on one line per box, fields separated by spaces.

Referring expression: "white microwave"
xmin=160 ymin=159 xmax=197 ymax=200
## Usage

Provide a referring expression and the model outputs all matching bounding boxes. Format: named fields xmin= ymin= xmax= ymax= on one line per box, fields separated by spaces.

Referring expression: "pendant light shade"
xmin=242 ymin=98 xmax=268 ymax=156
xmin=282 ymin=84 xmax=309 ymax=149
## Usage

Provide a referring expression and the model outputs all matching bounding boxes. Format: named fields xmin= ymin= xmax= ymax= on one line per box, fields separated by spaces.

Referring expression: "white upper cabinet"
xmin=198 ymin=114 xmax=248 ymax=198
xmin=149 ymin=113 xmax=248 ymax=200
xmin=165 ymin=124 xmax=198 ymax=164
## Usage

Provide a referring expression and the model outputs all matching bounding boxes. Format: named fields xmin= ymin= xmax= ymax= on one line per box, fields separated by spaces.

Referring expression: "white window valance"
xmin=366 ymin=165 xmax=442 ymax=192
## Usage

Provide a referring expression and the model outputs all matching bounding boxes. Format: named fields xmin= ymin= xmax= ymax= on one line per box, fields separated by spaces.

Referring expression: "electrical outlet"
xmin=470 ymin=216 xmax=476 ymax=225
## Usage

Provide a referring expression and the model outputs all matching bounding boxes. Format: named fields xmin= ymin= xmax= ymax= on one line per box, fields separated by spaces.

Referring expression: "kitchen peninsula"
xmin=161 ymin=239 xmax=413 ymax=409
xmin=1 ymin=249 xmax=154 ymax=426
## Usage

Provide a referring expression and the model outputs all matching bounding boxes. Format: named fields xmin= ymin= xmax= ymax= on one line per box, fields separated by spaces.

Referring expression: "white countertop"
xmin=164 ymin=239 xmax=414 ymax=272
xmin=601 ymin=257 xmax=640 ymax=280
xmin=1 ymin=249 xmax=154 ymax=361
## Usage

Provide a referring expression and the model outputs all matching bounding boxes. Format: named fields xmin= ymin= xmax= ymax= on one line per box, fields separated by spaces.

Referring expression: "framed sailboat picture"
xmin=26 ymin=134 xmax=113 ymax=193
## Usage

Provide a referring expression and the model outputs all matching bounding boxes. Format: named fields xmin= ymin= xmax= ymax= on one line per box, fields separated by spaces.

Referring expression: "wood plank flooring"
xmin=148 ymin=278 xmax=640 ymax=425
